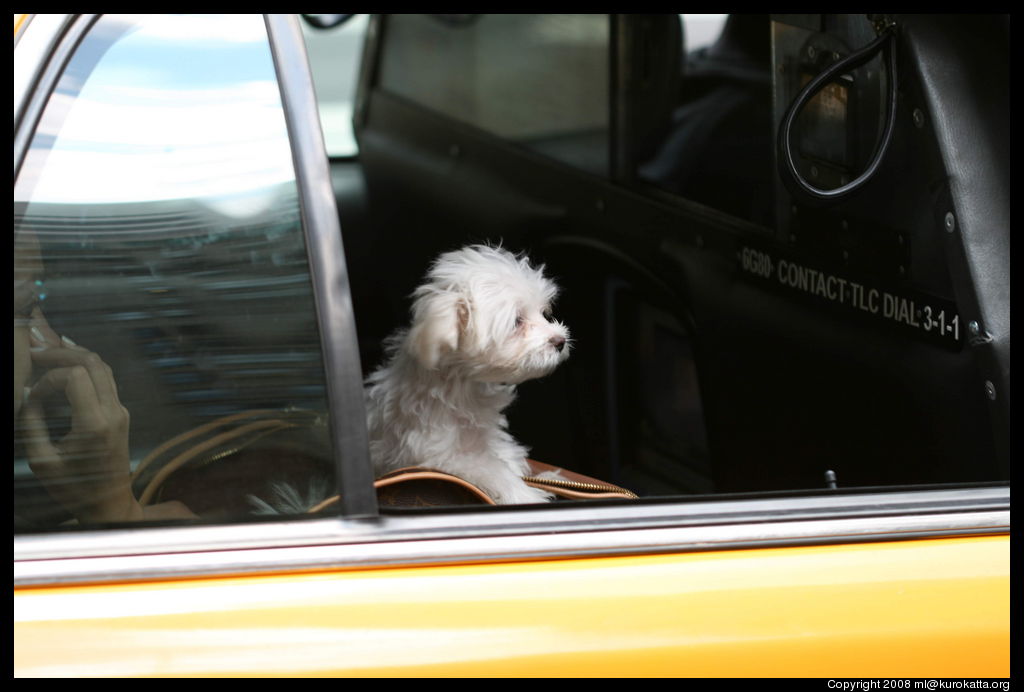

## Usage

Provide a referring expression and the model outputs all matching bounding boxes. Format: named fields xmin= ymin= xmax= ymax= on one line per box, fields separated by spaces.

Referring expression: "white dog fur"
xmin=250 ymin=244 xmax=569 ymax=513
xmin=365 ymin=244 xmax=570 ymax=504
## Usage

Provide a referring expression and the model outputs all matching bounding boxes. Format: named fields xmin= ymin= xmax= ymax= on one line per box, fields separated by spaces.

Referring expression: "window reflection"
xmin=300 ymin=14 xmax=369 ymax=158
xmin=637 ymin=14 xmax=775 ymax=227
xmin=16 ymin=14 xmax=294 ymax=212
xmin=379 ymin=14 xmax=609 ymax=175
xmin=13 ymin=14 xmax=334 ymax=529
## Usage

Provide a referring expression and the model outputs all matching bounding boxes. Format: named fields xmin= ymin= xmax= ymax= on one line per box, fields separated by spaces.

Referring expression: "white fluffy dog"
xmin=366 ymin=245 xmax=570 ymax=504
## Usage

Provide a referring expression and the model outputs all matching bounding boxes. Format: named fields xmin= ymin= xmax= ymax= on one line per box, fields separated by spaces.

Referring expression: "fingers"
xmin=25 ymin=323 xmax=130 ymax=453
xmin=24 ymin=364 xmax=132 ymax=482
xmin=20 ymin=396 xmax=79 ymax=491
xmin=19 ymin=398 xmax=60 ymax=469
xmin=29 ymin=306 xmax=61 ymax=348
xmin=30 ymin=337 xmax=121 ymax=408
xmin=21 ymin=394 xmax=140 ymax=524
xmin=20 ymin=313 xmax=139 ymax=524
xmin=27 ymin=365 xmax=106 ymax=432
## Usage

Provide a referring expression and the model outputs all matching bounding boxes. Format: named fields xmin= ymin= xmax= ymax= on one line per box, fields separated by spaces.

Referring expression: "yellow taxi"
xmin=14 ymin=14 xmax=1009 ymax=677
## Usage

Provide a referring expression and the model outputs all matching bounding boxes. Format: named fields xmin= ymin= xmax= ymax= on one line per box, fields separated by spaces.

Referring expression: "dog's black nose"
xmin=550 ymin=335 xmax=566 ymax=352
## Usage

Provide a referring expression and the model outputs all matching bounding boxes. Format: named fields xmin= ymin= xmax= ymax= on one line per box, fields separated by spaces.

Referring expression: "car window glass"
xmin=300 ymin=14 xmax=369 ymax=158
xmin=636 ymin=14 xmax=775 ymax=228
xmin=14 ymin=14 xmax=336 ymax=530
xmin=379 ymin=14 xmax=610 ymax=176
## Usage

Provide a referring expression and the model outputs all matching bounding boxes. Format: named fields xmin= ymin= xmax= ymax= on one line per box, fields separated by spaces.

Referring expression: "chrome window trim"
xmin=352 ymin=14 xmax=382 ymax=132
xmin=265 ymin=14 xmax=377 ymax=517
xmin=14 ymin=486 xmax=1009 ymax=586
xmin=13 ymin=14 xmax=65 ymax=123
xmin=12 ymin=13 xmax=32 ymax=45
xmin=13 ymin=14 xmax=91 ymax=179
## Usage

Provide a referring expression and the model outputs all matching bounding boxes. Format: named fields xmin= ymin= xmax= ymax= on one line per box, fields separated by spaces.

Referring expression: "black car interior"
xmin=335 ymin=13 xmax=1009 ymax=497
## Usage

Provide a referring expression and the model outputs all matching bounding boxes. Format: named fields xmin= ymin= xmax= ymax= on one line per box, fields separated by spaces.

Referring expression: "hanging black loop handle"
xmin=778 ymin=21 xmax=899 ymax=202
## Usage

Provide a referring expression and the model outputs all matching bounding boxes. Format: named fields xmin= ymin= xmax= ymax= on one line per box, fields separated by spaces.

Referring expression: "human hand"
xmin=20 ymin=312 xmax=142 ymax=524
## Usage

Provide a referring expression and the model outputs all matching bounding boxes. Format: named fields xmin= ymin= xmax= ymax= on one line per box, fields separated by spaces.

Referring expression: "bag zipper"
xmin=522 ymin=475 xmax=638 ymax=499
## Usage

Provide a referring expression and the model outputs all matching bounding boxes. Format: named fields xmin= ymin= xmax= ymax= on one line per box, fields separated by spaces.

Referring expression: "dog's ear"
xmin=406 ymin=289 xmax=468 ymax=369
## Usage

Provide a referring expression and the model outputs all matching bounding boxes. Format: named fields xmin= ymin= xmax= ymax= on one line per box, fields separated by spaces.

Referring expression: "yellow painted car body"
xmin=15 ymin=536 xmax=1009 ymax=677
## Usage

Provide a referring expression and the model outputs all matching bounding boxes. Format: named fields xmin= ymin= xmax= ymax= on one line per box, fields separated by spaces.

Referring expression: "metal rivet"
xmin=968 ymin=321 xmax=980 ymax=336
xmin=944 ymin=212 xmax=956 ymax=233
xmin=913 ymin=108 xmax=925 ymax=128
xmin=842 ymin=250 xmax=849 ymax=261
xmin=841 ymin=219 xmax=849 ymax=231
xmin=985 ymin=381 xmax=996 ymax=401
xmin=808 ymin=45 xmax=816 ymax=59
xmin=832 ymin=51 xmax=841 ymax=61
xmin=810 ymin=165 xmax=819 ymax=179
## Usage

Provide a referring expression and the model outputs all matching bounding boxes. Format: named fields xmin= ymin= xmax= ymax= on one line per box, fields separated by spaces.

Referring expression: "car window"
xmin=13 ymin=14 xmax=337 ymax=530
xmin=300 ymin=14 xmax=369 ymax=158
xmin=354 ymin=13 xmax=1008 ymax=503
xmin=635 ymin=14 xmax=775 ymax=228
xmin=378 ymin=14 xmax=610 ymax=176
xmin=374 ymin=14 xmax=772 ymax=227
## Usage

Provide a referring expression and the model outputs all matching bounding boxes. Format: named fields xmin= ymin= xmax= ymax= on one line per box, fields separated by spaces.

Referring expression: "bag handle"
xmin=777 ymin=15 xmax=899 ymax=203
xmin=133 ymin=409 xmax=322 ymax=506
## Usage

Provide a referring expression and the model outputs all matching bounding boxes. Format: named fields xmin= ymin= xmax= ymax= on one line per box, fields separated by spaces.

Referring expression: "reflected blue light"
xmin=14 ymin=14 xmax=296 ymax=214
